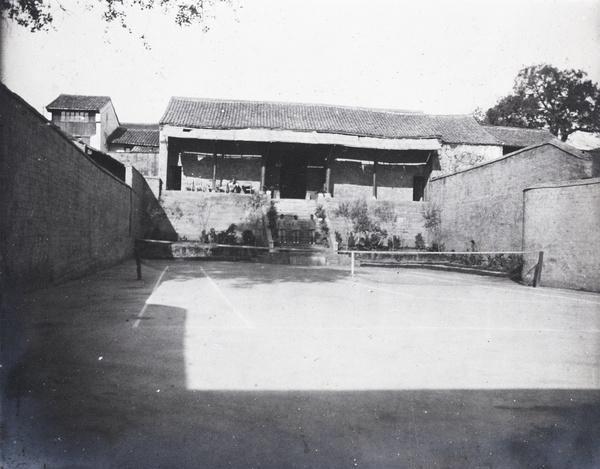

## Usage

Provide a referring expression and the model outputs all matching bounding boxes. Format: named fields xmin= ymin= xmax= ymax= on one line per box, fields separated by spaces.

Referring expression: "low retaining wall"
xmin=321 ymin=198 xmax=428 ymax=249
xmin=159 ymin=191 xmax=261 ymax=241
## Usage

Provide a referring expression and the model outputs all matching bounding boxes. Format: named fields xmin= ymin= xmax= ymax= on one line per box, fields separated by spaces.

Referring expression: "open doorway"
xmin=279 ymin=152 xmax=307 ymax=199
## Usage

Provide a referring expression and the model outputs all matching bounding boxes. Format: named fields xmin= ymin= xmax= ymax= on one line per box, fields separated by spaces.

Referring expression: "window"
xmin=61 ymin=111 xmax=91 ymax=122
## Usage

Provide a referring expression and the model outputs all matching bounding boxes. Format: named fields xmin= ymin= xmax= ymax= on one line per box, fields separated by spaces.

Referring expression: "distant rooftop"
xmin=108 ymin=123 xmax=159 ymax=148
xmin=483 ymin=125 xmax=555 ymax=147
xmin=160 ymin=97 xmax=500 ymax=145
xmin=47 ymin=94 xmax=112 ymax=112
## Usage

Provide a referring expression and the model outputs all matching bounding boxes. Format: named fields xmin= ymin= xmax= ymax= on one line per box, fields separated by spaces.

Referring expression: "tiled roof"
xmin=108 ymin=123 xmax=159 ymax=147
xmin=483 ymin=125 xmax=555 ymax=147
xmin=160 ymin=98 xmax=500 ymax=145
xmin=546 ymin=140 xmax=591 ymax=160
xmin=130 ymin=145 xmax=158 ymax=153
xmin=47 ymin=94 xmax=112 ymax=111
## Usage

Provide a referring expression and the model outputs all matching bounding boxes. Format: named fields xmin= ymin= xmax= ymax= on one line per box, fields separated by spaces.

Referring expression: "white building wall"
xmin=436 ymin=143 xmax=503 ymax=176
xmin=99 ymin=102 xmax=120 ymax=152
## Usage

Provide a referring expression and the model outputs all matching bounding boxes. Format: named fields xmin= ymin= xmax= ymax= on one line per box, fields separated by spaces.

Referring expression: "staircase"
xmin=271 ymin=199 xmax=325 ymax=248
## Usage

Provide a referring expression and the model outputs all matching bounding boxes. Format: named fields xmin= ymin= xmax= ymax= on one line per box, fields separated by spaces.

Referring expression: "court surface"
xmin=143 ymin=261 xmax=600 ymax=391
xmin=3 ymin=259 xmax=600 ymax=468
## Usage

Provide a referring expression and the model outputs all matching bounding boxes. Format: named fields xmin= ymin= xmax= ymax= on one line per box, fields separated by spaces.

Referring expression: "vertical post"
xmin=260 ymin=154 xmax=267 ymax=192
xmin=351 ymin=251 xmax=355 ymax=276
xmin=135 ymin=240 xmax=142 ymax=281
xmin=325 ymin=146 xmax=332 ymax=194
xmin=533 ymin=251 xmax=544 ymax=287
xmin=372 ymin=157 xmax=378 ymax=199
xmin=212 ymin=141 xmax=217 ymax=192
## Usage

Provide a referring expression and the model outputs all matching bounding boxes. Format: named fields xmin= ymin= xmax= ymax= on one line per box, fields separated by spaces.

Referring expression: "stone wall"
xmin=0 ymin=85 xmax=146 ymax=292
xmin=109 ymin=151 xmax=159 ymax=177
xmin=158 ymin=192 xmax=259 ymax=241
xmin=523 ymin=178 xmax=600 ymax=292
xmin=425 ymin=143 xmax=594 ymax=252
xmin=322 ymin=198 xmax=428 ymax=249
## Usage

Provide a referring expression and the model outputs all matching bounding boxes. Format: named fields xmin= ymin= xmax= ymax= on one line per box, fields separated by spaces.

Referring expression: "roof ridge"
xmin=483 ymin=124 xmax=553 ymax=133
xmin=169 ymin=96 xmax=429 ymax=115
xmin=120 ymin=122 xmax=159 ymax=128
xmin=161 ymin=98 xmax=499 ymax=144
xmin=55 ymin=93 xmax=112 ymax=99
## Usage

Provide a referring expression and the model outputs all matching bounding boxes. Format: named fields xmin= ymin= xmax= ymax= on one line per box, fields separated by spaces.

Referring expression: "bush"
xmin=242 ymin=229 xmax=256 ymax=246
xmin=216 ymin=224 xmax=238 ymax=245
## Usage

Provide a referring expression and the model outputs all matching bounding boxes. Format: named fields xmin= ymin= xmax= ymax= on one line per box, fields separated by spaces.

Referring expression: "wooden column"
xmin=212 ymin=141 xmax=217 ymax=191
xmin=372 ymin=156 xmax=378 ymax=198
xmin=260 ymin=143 xmax=270 ymax=192
xmin=260 ymin=157 xmax=266 ymax=192
xmin=325 ymin=146 xmax=333 ymax=194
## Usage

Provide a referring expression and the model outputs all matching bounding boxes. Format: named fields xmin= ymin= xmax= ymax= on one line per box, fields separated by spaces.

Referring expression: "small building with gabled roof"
xmin=47 ymin=94 xmax=119 ymax=152
xmin=158 ymin=97 xmax=505 ymax=200
xmin=47 ymin=95 xmax=160 ymax=180
xmin=107 ymin=123 xmax=159 ymax=153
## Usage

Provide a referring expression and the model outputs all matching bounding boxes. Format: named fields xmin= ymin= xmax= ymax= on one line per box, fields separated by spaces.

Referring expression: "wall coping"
xmin=1 ymin=83 xmax=129 ymax=190
xmin=430 ymin=140 xmax=591 ymax=182
xmin=524 ymin=177 xmax=600 ymax=192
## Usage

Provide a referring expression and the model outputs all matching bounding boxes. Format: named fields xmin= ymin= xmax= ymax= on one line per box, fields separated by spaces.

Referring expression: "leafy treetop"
xmin=1 ymin=0 xmax=234 ymax=32
xmin=478 ymin=64 xmax=600 ymax=141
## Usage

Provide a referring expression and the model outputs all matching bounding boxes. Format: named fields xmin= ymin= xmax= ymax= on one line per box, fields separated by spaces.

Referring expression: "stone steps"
xmin=271 ymin=199 xmax=324 ymax=247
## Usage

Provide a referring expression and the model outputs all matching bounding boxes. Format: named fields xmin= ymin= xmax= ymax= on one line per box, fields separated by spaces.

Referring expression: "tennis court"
xmin=4 ymin=258 xmax=600 ymax=468
xmin=138 ymin=259 xmax=600 ymax=391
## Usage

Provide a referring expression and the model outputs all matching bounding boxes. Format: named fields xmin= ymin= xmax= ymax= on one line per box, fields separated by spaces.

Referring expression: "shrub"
xmin=216 ymin=224 xmax=238 ymax=245
xmin=242 ymin=229 xmax=256 ymax=246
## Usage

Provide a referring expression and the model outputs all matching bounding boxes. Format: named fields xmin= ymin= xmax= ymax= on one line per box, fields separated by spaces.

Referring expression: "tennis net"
xmin=339 ymin=250 xmax=544 ymax=283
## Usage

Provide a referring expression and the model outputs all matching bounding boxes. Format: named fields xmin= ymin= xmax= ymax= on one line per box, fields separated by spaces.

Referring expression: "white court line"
xmin=398 ymin=270 xmax=600 ymax=305
xmin=199 ymin=265 xmax=253 ymax=328
xmin=133 ymin=266 xmax=170 ymax=328
xmin=342 ymin=278 xmax=519 ymax=303
xmin=360 ymin=273 xmax=600 ymax=305
xmin=183 ymin=325 xmax=600 ymax=333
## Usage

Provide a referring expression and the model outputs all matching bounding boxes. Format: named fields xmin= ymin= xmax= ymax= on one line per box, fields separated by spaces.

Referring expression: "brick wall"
xmin=109 ymin=151 xmax=159 ymax=177
xmin=425 ymin=143 xmax=593 ymax=251
xmin=0 ymin=85 xmax=145 ymax=292
xmin=523 ymin=178 xmax=600 ymax=292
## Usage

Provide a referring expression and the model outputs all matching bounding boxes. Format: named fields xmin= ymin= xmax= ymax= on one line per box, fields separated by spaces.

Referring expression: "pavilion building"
xmin=158 ymin=98 xmax=507 ymax=201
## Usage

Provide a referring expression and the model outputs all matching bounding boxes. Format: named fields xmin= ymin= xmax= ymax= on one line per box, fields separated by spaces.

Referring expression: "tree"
xmin=0 ymin=0 xmax=234 ymax=32
xmin=481 ymin=64 xmax=600 ymax=141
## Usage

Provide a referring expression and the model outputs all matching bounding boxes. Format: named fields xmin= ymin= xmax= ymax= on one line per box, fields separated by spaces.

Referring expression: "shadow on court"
xmin=2 ymin=260 xmax=599 ymax=468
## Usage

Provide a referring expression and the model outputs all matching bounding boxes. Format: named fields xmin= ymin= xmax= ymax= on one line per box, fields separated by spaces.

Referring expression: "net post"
xmin=533 ymin=251 xmax=544 ymax=287
xmin=351 ymin=251 xmax=355 ymax=276
xmin=135 ymin=239 xmax=142 ymax=281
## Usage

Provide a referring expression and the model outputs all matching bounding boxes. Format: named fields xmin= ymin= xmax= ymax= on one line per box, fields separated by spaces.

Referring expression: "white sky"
xmin=2 ymin=0 xmax=599 ymax=123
